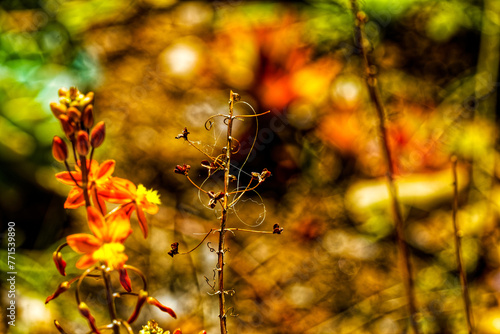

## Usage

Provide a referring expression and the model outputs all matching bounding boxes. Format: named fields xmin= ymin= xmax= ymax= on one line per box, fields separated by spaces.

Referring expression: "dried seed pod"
xmin=90 ymin=121 xmax=105 ymax=148
xmin=76 ymin=131 xmax=90 ymax=156
xmin=52 ymin=136 xmax=68 ymax=162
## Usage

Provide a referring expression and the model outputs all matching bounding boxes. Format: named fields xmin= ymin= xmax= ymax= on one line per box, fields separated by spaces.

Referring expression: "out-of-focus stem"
xmin=452 ymin=157 xmax=474 ymax=334
xmin=350 ymin=1 xmax=420 ymax=333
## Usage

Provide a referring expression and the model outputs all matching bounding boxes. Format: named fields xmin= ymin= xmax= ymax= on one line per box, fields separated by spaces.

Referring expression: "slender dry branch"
xmin=349 ymin=1 xmax=420 ymax=333
xmin=179 ymin=229 xmax=216 ymax=255
xmin=451 ymin=157 xmax=474 ymax=333
xmin=217 ymin=91 xmax=239 ymax=334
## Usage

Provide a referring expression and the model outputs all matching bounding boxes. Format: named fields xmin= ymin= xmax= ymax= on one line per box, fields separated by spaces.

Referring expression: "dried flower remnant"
xmin=273 ymin=223 xmax=284 ymax=234
xmin=175 ymin=127 xmax=190 ymax=140
xmin=174 ymin=164 xmax=191 ymax=175
xmin=168 ymin=242 xmax=179 ymax=257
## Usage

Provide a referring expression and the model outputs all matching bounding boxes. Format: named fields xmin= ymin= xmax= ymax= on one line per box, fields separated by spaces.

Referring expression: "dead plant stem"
xmin=350 ymin=1 xmax=420 ymax=333
xmin=452 ymin=157 xmax=474 ymax=333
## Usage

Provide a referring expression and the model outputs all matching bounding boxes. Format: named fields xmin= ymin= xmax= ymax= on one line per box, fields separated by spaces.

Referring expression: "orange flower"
xmin=55 ymin=159 xmax=117 ymax=214
xmin=101 ymin=178 xmax=161 ymax=238
xmin=66 ymin=207 xmax=132 ymax=270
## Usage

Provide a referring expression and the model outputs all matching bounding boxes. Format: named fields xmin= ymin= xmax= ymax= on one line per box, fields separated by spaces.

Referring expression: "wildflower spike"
xmin=52 ymin=136 xmax=68 ymax=162
xmin=90 ymin=121 xmax=106 ymax=148
xmin=147 ymin=297 xmax=177 ymax=318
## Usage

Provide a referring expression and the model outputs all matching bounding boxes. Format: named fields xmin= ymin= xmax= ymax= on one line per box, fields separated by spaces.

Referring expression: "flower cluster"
xmin=47 ymin=87 xmax=174 ymax=334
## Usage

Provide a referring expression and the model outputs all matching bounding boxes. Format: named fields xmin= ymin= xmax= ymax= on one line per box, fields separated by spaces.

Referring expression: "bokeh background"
xmin=1 ymin=0 xmax=500 ymax=333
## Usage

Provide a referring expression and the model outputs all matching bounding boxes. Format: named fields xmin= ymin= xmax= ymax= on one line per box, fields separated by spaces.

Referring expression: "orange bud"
xmin=82 ymin=104 xmax=94 ymax=128
xmin=198 ymin=331 xmax=207 ymax=334
xmin=46 ymin=281 xmax=70 ymax=304
xmin=147 ymin=297 xmax=177 ymax=319
xmin=128 ymin=290 xmax=148 ymax=324
xmin=59 ymin=115 xmax=75 ymax=138
xmin=90 ymin=121 xmax=105 ymax=148
xmin=67 ymin=107 xmax=81 ymax=122
xmin=69 ymin=87 xmax=79 ymax=100
xmin=52 ymin=250 xmax=67 ymax=276
xmin=80 ymin=92 xmax=94 ymax=109
xmin=52 ymin=136 xmax=68 ymax=162
xmin=119 ymin=269 xmax=132 ymax=292
xmin=173 ymin=329 xmax=182 ymax=334
xmin=54 ymin=320 xmax=68 ymax=334
xmin=76 ymin=131 xmax=89 ymax=156
xmin=50 ymin=102 xmax=67 ymax=118
xmin=58 ymin=87 xmax=69 ymax=97
xmin=78 ymin=302 xmax=100 ymax=333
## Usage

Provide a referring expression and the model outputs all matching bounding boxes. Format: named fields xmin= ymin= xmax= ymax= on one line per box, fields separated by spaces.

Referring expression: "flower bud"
xmin=45 ymin=281 xmax=70 ymax=304
xmin=174 ymin=164 xmax=190 ymax=175
xmin=52 ymin=136 xmax=68 ymax=162
xmin=69 ymin=87 xmax=79 ymax=100
xmin=82 ymin=104 xmax=94 ymax=128
xmin=119 ymin=269 xmax=132 ymax=292
xmin=128 ymin=290 xmax=148 ymax=324
xmin=78 ymin=302 xmax=100 ymax=333
xmin=79 ymin=92 xmax=94 ymax=109
xmin=147 ymin=297 xmax=177 ymax=319
xmin=76 ymin=131 xmax=90 ymax=156
xmin=67 ymin=107 xmax=81 ymax=122
xmin=50 ymin=102 xmax=67 ymax=118
xmin=54 ymin=320 xmax=67 ymax=334
xmin=173 ymin=329 xmax=182 ymax=334
xmin=59 ymin=115 xmax=75 ymax=138
xmin=90 ymin=121 xmax=105 ymax=148
xmin=52 ymin=250 xmax=67 ymax=276
xmin=58 ymin=87 xmax=69 ymax=97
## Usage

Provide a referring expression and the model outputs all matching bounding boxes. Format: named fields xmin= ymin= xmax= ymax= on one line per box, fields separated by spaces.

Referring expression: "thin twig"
xmin=350 ymin=1 xmax=420 ymax=333
xmin=451 ymin=157 xmax=474 ymax=333
xmin=179 ymin=229 xmax=216 ymax=255
xmin=225 ymin=228 xmax=274 ymax=234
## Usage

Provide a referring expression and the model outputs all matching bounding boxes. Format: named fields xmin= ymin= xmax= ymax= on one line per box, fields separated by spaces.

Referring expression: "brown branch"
xmin=452 ymin=157 xmax=475 ymax=333
xmin=350 ymin=1 xmax=420 ymax=333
